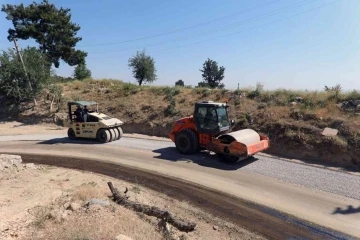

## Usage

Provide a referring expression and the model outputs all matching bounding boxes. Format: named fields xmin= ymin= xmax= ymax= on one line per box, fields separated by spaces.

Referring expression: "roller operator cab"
xmin=169 ymin=100 xmax=270 ymax=163
xmin=63 ymin=100 xmax=124 ymax=143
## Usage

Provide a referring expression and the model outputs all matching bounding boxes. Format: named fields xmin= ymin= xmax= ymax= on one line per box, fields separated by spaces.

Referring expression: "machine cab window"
xmin=196 ymin=106 xmax=218 ymax=131
xmin=216 ymin=107 xmax=230 ymax=128
xmin=194 ymin=102 xmax=230 ymax=134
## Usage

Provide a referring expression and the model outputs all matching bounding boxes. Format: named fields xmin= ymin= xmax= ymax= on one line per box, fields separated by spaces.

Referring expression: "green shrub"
xmin=343 ymin=90 xmax=360 ymax=101
xmin=149 ymin=86 xmax=165 ymax=95
xmin=324 ymin=84 xmax=342 ymax=100
xmin=175 ymin=79 xmax=184 ymax=87
xmin=122 ymin=83 xmax=139 ymax=96
xmin=164 ymin=98 xmax=178 ymax=116
xmin=247 ymin=82 xmax=264 ymax=99
xmin=202 ymin=89 xmax=211 ymax=97
xmin=258 ymin=103 xmax=266 ymax=109
xmin=164 ymin=87 xmax=180 ymax=101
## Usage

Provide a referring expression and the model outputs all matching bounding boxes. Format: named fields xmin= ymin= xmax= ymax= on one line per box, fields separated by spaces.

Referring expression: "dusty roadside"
xmin=0 ymin=121 xmax=170 ymax=141
xmin=0 ymin=154 xmax=261 ymax=240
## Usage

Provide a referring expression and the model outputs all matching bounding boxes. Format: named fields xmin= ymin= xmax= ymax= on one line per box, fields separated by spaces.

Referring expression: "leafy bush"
xmin=122 ymin=83 xmax=139 ymax=96
xmin=221 ymin=88 xmax=228 ymax=95
xmin=324 ymin=84 xmax=342 ymax=100
xmin=73 ymin=62 xmax=91 ymax=80
xmin=0 ymin=47 xmax=51 ymax=102
xmin=234 ymin=97 xmax=241 ymax=106
xmin=164 ymin=98 xmax=178 ymax=116
xmin=175 ymin=79 xmax=184 ymax=87
xmin=50 ymin=75 xmax=74 ymax=83
xmin=164 ymin=87 xmax=180 ymax=101
xmin=202 ymin=89 xmax=211 ymax=97
xmin=343 ymin=90 xmax=360 ymax=101
xmin=247 ymin=82 xmax=264 ymax=99
xmin=196 ymin=81 xmax=210 ymax=88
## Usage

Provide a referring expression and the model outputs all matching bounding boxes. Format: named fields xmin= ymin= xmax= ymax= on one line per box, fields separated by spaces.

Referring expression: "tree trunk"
xmin=50 ymin=94 xmax=55 ymax=112
xmin=33 ymin=97 xmax=38 ymax=106
xmin=107 ymin=182 xmax=196 ymax=232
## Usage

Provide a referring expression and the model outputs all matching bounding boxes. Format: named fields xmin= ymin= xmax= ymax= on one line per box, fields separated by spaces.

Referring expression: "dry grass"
xmin=73 ymin=182 xmax=107 ymax=201
xmin=34 ymin=207 xmax=163 ymax=240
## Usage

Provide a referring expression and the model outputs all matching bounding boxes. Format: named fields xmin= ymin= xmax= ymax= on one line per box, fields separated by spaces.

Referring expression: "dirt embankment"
xmin=2 ymin=79 xmax=360 ymax=170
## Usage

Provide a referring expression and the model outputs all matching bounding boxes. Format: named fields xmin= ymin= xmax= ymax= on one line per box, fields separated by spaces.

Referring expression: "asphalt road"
xmin=0 ymin=134 xmax=359 ymax=239
xmin=1 ymin=134 xmax=359 ymax=200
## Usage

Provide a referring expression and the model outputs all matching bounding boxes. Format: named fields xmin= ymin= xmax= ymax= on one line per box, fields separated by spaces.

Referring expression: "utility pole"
xmin=13 ymin=38 xmax=37 ymax=105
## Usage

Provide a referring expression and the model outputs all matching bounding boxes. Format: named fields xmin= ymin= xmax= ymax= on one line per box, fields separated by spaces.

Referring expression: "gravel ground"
xmin=243 ymin=158 xmax=360 ymax=200
xmin=1 ymin=134 xmax=359 ymax=200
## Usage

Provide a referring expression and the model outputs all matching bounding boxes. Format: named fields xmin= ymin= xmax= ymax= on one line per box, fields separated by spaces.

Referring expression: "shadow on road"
xmin=152 ymin=147 xmax=258 ymax=170
xmin=37 ymin=137 xmax=104 ymax=145
xmin=332 ymin=205 xmax=360 ymax=215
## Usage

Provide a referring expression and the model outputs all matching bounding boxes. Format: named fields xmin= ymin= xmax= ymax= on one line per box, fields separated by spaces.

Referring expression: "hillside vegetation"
xmin=5 ymin=79 xmax=360 ymax=170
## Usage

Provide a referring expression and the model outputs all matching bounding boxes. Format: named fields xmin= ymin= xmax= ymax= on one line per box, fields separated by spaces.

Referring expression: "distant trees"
xmin=0 ymin=47 xmax=51 ymax=102
xmin=175 ymin=79 xmax=184 ymax=87
xmin=1 ymin=0 xmax=87 ymax=68
xmin=73 ymin=62 xmax=91 ymax=80
xmin=199 ymin=58 xmax=225 ymax=88
xmin=128 ymin=50 xmax=157 ymax=86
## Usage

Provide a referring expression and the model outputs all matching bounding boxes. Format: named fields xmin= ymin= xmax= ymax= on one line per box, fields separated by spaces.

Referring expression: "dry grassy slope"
xmin=11 ymin=79 xmax=360 ymax=169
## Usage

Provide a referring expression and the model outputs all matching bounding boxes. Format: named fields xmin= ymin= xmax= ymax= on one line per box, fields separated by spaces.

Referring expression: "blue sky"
xmin=0 ymin=0 xmax=359 ymax=90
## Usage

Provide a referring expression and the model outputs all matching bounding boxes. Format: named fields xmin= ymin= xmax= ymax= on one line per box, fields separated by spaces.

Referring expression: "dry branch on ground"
xmin=107 ymin=182 xmax=196 ymax=232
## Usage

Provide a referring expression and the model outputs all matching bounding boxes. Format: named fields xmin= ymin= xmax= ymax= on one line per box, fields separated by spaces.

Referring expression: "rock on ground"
xmin=0 ymin=154 xmax=23 ymax=174
xmin=0 ymin=154 xmax=22 ymax=168
xmin=87 ymin=198 xmax=110 ymax=207
xmin=24 ymin=163 xmax=36 ymax=169
xmin=69 ymin=202 xmax=81 ymax=211
xmin=115 ymin=234 xmax=133 ymax=240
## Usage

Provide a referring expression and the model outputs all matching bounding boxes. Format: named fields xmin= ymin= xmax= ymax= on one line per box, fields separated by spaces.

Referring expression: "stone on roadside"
xmin=0 ymin=154 xmax=22 ymax=166
xmin=87 ymin=198 xmax=110 ymax=207
xmin=322 ymin=127 xmax=338 ymax=136
xmin=64 ymin=210 xmax=72 ymax=215
xmin=69 ymin=202 xmax=81 ymax=211
xmin=115 ymin=234 xmax=133 ymax=240
xmin=336 ymin=103 xmax=344 ymax=108
xmin=63 ymin=202 xmax=71 ymax=210
xmin=24 ymin=163 xmax=36 ymax=169
xmin=61 ymin=210 xmax=72 ymax=221
xmin=48 ymin=210 xmax=62 ymax=223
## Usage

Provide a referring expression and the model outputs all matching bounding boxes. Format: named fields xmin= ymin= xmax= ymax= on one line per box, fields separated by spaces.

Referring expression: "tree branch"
xmin=107 ymin=182 xmax=196 ymax=232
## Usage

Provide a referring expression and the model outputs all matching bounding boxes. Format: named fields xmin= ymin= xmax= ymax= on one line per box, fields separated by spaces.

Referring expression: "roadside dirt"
xmin=0 ymin=121 xmax=170 ymax=141
xmin=0 ymin=155 xmax=259 ymax=240
xmin=11 ymin=153 xmax=356 ymax=240
xmin=0 ymin=121 xmax=64 ymax=135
